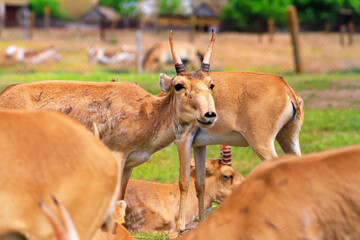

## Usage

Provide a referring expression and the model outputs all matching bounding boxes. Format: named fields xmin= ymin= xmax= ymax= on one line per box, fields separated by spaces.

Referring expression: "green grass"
xmin=0 ymin=71 xmax=359 ymax=239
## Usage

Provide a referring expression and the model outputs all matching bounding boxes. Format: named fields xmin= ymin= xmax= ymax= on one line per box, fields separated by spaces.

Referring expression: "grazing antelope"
xmin=176 ymin=145 xmax=360 ymax=240
xmin=87 ymin=46 xmax=135 ymax=65
xmin=0 ymin=110 xmax=121 ymax=240
xmin=169 ymin=72 xmax=304 ymax=235
xmin=123 ymin=146 xmax=244 ymax=233
xmin=0 ymin=31 xmax=218 ymax=202
xmin=143 ymin=41 xmax=202 ymax=72
xmin=5 ymin=45 xmax=61 ymax=64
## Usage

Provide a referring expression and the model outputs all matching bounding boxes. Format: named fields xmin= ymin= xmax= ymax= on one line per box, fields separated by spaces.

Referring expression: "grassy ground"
xmin=0 ymin=29 xmax=360 ymax=74
xmin=0 ymin=71 xmax=359 ymax=239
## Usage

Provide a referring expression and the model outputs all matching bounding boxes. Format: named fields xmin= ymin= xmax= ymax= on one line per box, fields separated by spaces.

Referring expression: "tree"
xmin=30 ymin=0 xmax=67 ymax=19
xmin=221 ymin=0 xmax=291 ymax=31
xmin=99 ymin=0 xmax=137 ymax=18
xmin=293 ymin=0 xmax=360 ymax=29
xmin=159 ymin=0 xmax=184 ymax=15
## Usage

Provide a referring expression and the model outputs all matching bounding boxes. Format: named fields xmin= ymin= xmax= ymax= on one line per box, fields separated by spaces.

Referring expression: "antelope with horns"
xmin=167 ymin=64 xmax=304 ymax=236
xmin=0 ymin=31 xmax=218 ymax=201
xmin=176 ymin=145 xmax=360 ymax=240
xmin=143 ymin=41 xmax=202 ymax=72
xmin=0 ymin=110 xmax=121 ymax=240
xmin=123 ymin=145 xmax=244 ymax=233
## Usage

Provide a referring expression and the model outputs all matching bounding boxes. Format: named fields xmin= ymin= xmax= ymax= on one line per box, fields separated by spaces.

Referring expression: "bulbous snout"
xmin=195 ymin=92 xmax=217 ymax=128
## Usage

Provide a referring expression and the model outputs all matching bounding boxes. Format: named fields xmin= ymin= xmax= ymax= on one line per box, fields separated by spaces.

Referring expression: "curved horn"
xmin=92 ymin=122 xmax=99 ymax=139
xmin=220 ymin=145 xmax=231 ymax=166
xmin=169 ymin=30 xmax=186 ymax=74
xmin=201 ymin=29 xmax=215 ymax=72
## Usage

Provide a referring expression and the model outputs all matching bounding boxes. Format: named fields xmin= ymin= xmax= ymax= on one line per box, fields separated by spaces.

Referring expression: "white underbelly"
xmin=192 ymin=130 xmax=249 ymax=147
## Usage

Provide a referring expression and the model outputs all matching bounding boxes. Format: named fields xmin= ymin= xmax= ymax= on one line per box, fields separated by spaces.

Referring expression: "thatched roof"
xmin=2 ymin=0 xmax=29 ymax=6
xmin=194 ymin=3 xmax=222 ymax=18
xmin=83 ymin=6 xmax=121 ymax=23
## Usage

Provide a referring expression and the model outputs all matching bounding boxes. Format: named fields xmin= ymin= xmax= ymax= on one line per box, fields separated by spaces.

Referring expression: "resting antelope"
xmin=0 ymin=110 xmax=121 ymax=240
xmin=0 ymin=31 xmax=218 ymax=202
xmin=5 ymin=45 xmax=61 ymax=64
xmin=87 ymin=46 xmax=135 ymax=65
xmin=168 ymin=70 xmax=304 ymax=235
xmin=123 ymin=146 xmax=244 ymax=233
xmin=176 ymin=145 xmax=360 ymax=240
xmin=143 ymin=41 xmax=202 ymax=72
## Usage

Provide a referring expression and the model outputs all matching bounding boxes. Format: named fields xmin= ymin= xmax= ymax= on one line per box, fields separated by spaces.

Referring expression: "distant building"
xmin=0 ymin=0 xmax=29 ymax=27
xmin=193 ymin=2 xmax=222 ymax=31
xmin=82 ymin=6 xmax=121 ymax=24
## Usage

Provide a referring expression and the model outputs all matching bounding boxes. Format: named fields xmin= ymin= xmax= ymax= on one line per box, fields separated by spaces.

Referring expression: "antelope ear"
xmin=159 ymin=73 xmax=172 ymax=92
xmin=205 ymin=159 xmax=218 ymax=175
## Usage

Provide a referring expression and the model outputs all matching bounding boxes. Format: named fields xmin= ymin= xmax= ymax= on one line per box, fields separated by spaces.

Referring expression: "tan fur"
xmin=5 ymin=45 xmax=60 ymax=64
xmin=143 ymin=42 xmax=202 ymax=72
xmin=178 ymin=145 xmax=360 ymax=240
xmin=0 ymin=72 xmax=217 ymax=200
xmin=172 ymin=71 xmax=304 ymax=236
xmin=0 ymin=110 xmax=120 ymax=240
xmin=123 ymin=159 xmax=244 ymax=233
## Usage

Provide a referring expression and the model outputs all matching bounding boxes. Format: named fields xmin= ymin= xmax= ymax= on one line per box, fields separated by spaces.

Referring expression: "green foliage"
xmin=30 ymin=0 xmax=67 ymax=19
xmin=222 ymin=0 xmax=291 ymax=31
xmin=222 ymin=0 xmax=360 ymax=31
xmin=292 ymin=0 xmax=360 ymax=28
xmin=159 ymin=0 xmax=184 ymax=15
xmin=99 ymin=0 xmax=137 ymax=17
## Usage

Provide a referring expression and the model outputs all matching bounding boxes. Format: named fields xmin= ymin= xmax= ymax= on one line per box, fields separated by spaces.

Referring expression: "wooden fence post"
xmin=136 ymin=30 xmax=143 ymax=74
xmin=44 ymin=5 xmax=50 ymax=29
xmin=189 ymin=15 xmax=195 ymax=43
xmin=340 ymin=24 xmax=346 ymax=45
xmin=348 ymin=21 xmax=354 ymax=45
xmin=287 ymin=6 xmax=303 ymax=74
xmin=22 ymin=6 xmax=30 ymax=40
xmin=267 ymin=18 xmax=274 ymax=43
xmin=0 ymin=2 xmax=5 ymax=38
xmin=29 ymin=11 xmax=35 ymax=39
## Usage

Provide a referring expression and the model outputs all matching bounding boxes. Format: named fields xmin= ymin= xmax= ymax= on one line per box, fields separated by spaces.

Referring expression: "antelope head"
xmin=159 ymin=30 xmax=217 ymax=129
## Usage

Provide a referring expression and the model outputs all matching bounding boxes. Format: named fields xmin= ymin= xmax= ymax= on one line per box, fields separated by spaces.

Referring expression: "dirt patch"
xmin=298 ymin=88 xmax=360 ymax=109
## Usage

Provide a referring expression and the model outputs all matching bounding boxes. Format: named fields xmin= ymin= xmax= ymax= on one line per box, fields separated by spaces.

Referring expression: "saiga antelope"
xmin=176 ymin=145 xmax=360 ymax=240
xmin=0 ymin=31 xmax=218 ymax=202
xmin=167 ymin=71 xmax=304 ymax=235
xmin=87 ymin=46 xmax=135 ymax=65
xmin=123 ymin=146 xmax=244 ymax=233
xmin=0 ymin=110 xmax=121 ymax=240
xmin=5 ymin=45 xmax=61 ymax=64
xmin=143 ymin=41 xmax=202 ymax=72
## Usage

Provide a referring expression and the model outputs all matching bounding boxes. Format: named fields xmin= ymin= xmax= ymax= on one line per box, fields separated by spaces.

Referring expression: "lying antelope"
xmin=0 ymin=31 xmax=218 ymax=202
xmin=0 ymin=110 xmax=121 ymax=240
xmin=87 ymin=46 xmax=135 ymax=65
xmin=176 ymin=145 xmax=360 ymax=240
xmin=123 ymin=146 xmax=244 ymax=233
xmin=5 ymin=45 xmax=61 ymax=64
xmin=143 ymin=41 xmax=202 ymax=72
xmin=166 ymin=59 xmax=304 ymax=235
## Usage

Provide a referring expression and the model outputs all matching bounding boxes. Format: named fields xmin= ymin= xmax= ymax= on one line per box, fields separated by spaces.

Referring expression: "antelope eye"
xmin=209 ymin=84 xmax=215 ymax=90
xmin=174 ymin=84 xmax=185 ymax=91
xmin=223 ymin=175 xmax=233 ymax=180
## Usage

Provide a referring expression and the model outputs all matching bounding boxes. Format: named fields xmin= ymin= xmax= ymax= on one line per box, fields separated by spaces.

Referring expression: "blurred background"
xmin=0 ymin=0 xmax=359 ymax=75
xmin=0 ymin=0 xmax=359 ymax=191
